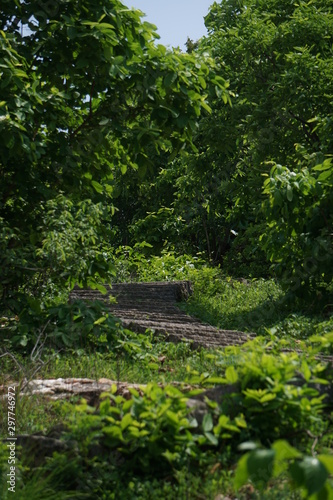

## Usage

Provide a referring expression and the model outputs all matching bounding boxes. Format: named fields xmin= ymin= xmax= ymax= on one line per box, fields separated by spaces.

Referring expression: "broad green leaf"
xmin=91 ymin=180 xmax=103 ymax=193
xmin=103 ymin=425 xmax=123 ymax=442
xmin=234 ymin=453 xmax=250 ymax=490
xmin=99 ymin=118 xmax=109 ymax=126
xmin=238 ymin=441 xmax=259 ymax=451
xmin=286 ymin=184 xmax=293 ymax=202
xmin=234 ymin=416 xmax=247 ymax=428
xmin=166 ymin=410 xmax=179 ymax=425
xmin=272 ymin=440 xmax=301 ymax=477
xmin=120 ymin=412 xmax=133 ymax=430
xmin=318 ymin=170 xmax=333 ymax=182
xmin=163 ymin=450 xmax=180 ymax=463
xmin=19 ymin=335 xmax=28 ymax=347
xmin=164 ymin=72 xmax=177 ymax=87
xmin=204 ymin=431 xmax=218 ymax=446
xmin=94 ymin=316 xmax=107 ymax=325
xmin=318 ymin=455 xmax=333 ymax=475
xmin=215 ymin=414 xmax=240 ymax=433
xmin=273 ymin=189 xmax=283 ymax=205
xmin=198 ymin=75 xmax=207 ymax=89
xmin=205 ymin=377 xmax=227 ymax=385
xmin=290 ymin=457 xmax=328 ymax=497
xmin=301 ymin=360 xmax=312 ymax=382
xmin=128 ymin=426 xmax=141 ymax=438
xmin=313 ymin=160 xmax=332 ymax=171
xmin=200 ymin=100 xmax=211 ymax=113
xmin=260 ymin=393 xmax=277 ymax=403
xmin=67 ymin=27 xmax=78 ymax=39
xmin=165 ymin=386 xmax=183 ymax=398
xmin=94 ymin=283 xmax=108 ymax=294
xmin=202 ymin=413 xmax=213 ymax=433
xmin=247 ymin=449 xmax=275 ymax=488
xmin=225 ymin=366 xmax=239 ymax=383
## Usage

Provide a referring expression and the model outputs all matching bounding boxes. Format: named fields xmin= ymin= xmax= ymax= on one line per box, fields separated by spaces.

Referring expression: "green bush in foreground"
xmin=1 ymin=339 xmax=332 ymax=498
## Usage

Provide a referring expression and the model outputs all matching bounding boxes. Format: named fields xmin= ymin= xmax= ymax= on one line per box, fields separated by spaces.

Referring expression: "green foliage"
xmin=23 ymin=374 xmax=261 ymax=490
xmin=111 ymin=246 xmax=206 ymax=282
xmin=1 ymin=195 xmax=116 ymax=317
xmin=11 ymin=339 xmax=331 ymax=497
xmin=190 ymin=340 xmax=331 ymax=447
xmin=261 ymin=160 xmax=333 ymax=294
xmin=1 ymin=0 xmax=333 ymax=496
xmin=36 ymin=196 xmax=117 ymax=290
xmin=0 ymin=440 xmax=80 ymax=499
xmin=129 ymin=207 xmax=186 ymax=251
xmin=0 ymin=297 xmax=158 ymax=358
xmin=235 ymin=440 xmax=333 ymax=498
xmin=108 ymin=250 xmax=333 ymax=345
xmin=72 ymin=384 xmax=202 ymax=474
xmin=163 ymin=0 xmax=333 ymax=283
xmin=171 ymin=261 xmax=332 ymax=341
xmin=2 ymin=332 xmax=332 ymax=498
xmin=184 ymin=269 xmax=284 ymax=333
xmin=0 ymin=0 xmax=225 ymax=315
xmin=17 ymin=384 xmax=217 ymax=497
xmin=176 ymin=0 xmax=333 ymax=288
xmin=107 ymin=0 xmax=333 ymax=284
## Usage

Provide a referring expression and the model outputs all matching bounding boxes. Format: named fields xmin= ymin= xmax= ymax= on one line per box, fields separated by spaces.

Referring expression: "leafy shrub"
xmin=261 ymin=161 xmax=333 ymax=296
xmin=38 ymin=384 xmax=211 ymax=494
xmin=4 ymin=337 xmax=332 ymax=498
xmin=111 ymin=245 xmax=206 ymax=282
xmin=0 ymin=298 xmax=154 ymax=360
xmin=194 ymin=340 xmax=331 ymax=447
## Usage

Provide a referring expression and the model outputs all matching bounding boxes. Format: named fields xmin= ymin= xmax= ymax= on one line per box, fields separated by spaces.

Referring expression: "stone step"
xmin=71 ymin=281 xmax=192 ymax=302
xmin=69 ymin=281 xmax=255 ymax=348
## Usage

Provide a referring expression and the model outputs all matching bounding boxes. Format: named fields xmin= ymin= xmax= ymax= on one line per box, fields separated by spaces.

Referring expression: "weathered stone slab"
xmin=0 ymin=378 xmax=145 ymax=405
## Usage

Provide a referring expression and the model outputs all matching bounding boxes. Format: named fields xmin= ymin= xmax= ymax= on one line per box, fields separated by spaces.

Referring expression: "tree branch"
xmin=288 ymin=110 xmax=320 ymax=145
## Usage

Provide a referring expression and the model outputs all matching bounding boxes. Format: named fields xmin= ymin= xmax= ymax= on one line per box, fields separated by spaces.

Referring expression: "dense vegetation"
xmin=0 ymin=0 xmax=332 ymax=498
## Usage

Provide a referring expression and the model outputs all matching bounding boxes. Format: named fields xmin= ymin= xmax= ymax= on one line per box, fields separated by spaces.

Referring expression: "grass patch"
xmin=181 ymin=267 xmax=333 ymax=346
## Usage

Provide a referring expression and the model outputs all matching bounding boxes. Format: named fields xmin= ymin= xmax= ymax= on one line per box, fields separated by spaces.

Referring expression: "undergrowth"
xmin=1 ymin=251 xmax=333 ymax=499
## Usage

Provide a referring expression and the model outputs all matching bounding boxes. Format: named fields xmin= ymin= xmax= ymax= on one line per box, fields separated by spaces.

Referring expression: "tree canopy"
xmin=117 ymin=0 xmax=333 ymax=293
xmin=201 ymin=0 xmax=333 ymax=291
xmin=1 ymin=0 xmax=332 ymax=327
xmin=0 ymin=0 xmax=227 ymax=313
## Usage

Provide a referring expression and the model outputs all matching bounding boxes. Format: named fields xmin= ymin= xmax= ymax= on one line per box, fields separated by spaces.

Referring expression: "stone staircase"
xmin=70 ymin=281 xmax=256 ymax=348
